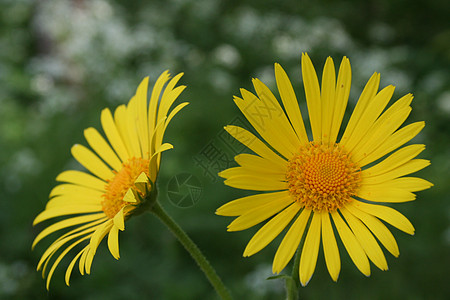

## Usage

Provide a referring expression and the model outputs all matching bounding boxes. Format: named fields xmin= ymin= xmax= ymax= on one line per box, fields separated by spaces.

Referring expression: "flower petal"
xmin=243 ymin=203 xmax=300 ymax=257
xmin=134 ymin=77 xmax=150 ymax=158
xmin=273 ymin=208 xmax=311 ymax=273
xmin=362 ymin=144 xmax=425 ymax=178
xmin=275 ymin=63 xmax=309 ymax=144
xmin=319 ymin=57 xmax=336 ymax=145
xmin=331 ymin=211 xmax=371 ymax=276
xmin=107 ymin=225 xmax=120 ymax=259
xmin=340 ymin=72 xmax=380 ymax=146
xmin=223 ymin=176 xmax=287 ymax=191
xmin=32 ymin=213 xmax=105 ymax=249
xmin=234 ymin=153 xmax=287 ymax=175
xmin=100 ymin=108 xmax=130 ymax=162
xmin=351 ymin=200 xmax=414 ymax=235
xmin=227 ymin=193 xmax=294 ymax=231
xmin=56 ymin=170 xmax=106 ymax=192
xmin=321 ymin=211 xmax=341 ymax=281
xmin=357 ymin=185 xmax=416 ymax=203
xmin=45 ymin=236 xmax=89 ymax=290
xmin=65 ymin=246 xmax=87 ymax=286
xmin=346 ymin=202 xmax=399 ymax=257
xmin=342 ymin=85 xmax=395 ymax=154
xmin=216 ymin=191 xmax=290 ymax=217
xmin=329 ymin=57 xmax=351 ymax=144
xmin=299 ymin=212 xmax=321 ymax=286
xmin=224 ymin=125 xmax=287 ymax=167
xmin=341 ymin=207 xmax=388 ymax=271
xmin=362 ymin=159 xmax=430 ymax=185
xmin=85 ymin=220 xmax=113 ymax=274
xmin=84 ymin=127 xmax=122 ymax=171
xmin=71 ymin=144 xmax=114 ymax=181
xmin=358 ymin=121 xmax=425 ymax=167
xmin=301 ymin=53 xmax=322 ymax=141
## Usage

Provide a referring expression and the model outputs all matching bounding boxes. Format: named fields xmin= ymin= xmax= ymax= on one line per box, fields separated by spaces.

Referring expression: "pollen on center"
xmin=102 ymin=157 xmax=150 ymax=219
xmin=286 ymin=142 xmax=361 ymax=212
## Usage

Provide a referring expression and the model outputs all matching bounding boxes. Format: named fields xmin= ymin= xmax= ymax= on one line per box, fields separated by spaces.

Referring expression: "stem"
xmin=286 ymin=247 xmax=301 ymax=300
xmin=151 ymin=201 xmax=232 ymax=300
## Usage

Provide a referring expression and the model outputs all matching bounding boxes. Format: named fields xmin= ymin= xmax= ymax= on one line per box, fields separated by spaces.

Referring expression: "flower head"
xmin=217 ymin=53 xmax=432 ymax=286
xmin=33 ymin=71 xmax=188 ymax=288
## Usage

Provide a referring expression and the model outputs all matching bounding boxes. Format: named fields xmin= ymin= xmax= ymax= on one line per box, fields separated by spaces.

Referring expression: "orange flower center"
xmin=102 ymin=157 xmax=150 ymax=219
xmin=286 ymin=143 xmax=361 ymax=212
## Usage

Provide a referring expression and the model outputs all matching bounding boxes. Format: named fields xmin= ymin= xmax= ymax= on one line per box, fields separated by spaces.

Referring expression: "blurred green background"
xmin=1 ymin=0 xmax=449 ymax=299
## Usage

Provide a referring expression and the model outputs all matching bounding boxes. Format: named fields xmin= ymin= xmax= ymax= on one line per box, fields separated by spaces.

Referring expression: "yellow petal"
xmin=235 ymin=89 xmax=296 ymax=159
xmin=320 ymin=57 xmax=336 ymax=145
xmin=56 ymin=170 xmax=106 ymax=192
xmin=301 ymin=53 xmax=322 ymax=142
xmin=357 ymin=185 xmax=416 ymax=203
xmin=216 ymin=191 xmax=290 ymax=216
xmin=33 ymin=205 xmax=103 ymax=225
xmin=330 ymin=57 xmax=351 ymax=144
xmin=124 ymin=96 xmax=142 ymax=158
xmin=219 ymin=166 xmax=286 ymax=182
xmin=343 ymin=85 xmax=395 ymax=153
xmin=273 ymin=208 xmax=311 ymax=273
xmin=358 ymin=121 xmax=425 ymax=167
xmin=340 ymin=72 xmax=380 ymax=146
xmin=362 ymin=159 xmax=430 ymax=185
xmin=134 ymin=77 xmax=150 ymax=159
xmin=252 ymin=78 xmax=300 ymax=152
xmin=321 ymin=211 xmax=341 ymax=281
xmin=274 ymin=63 xmax=308 ymax=144
xmin=351 ymin=200 xmax=415 ymax=235
xmin=352 ymin=106 xmax=412 ymax=163
xmin=114 ymin=104 xmax=137 ymax=158
xmin=37 ymin=223 xmax=100 ymax=272
xmin=227 ymin=193 xmax=293 ymax=231
xmin=32 ymin=213 xmax=105 ymax=249
xmin=46 ymin=194 xmax=101 ymax=209
xmin=113 ymin=206 xmax=125 ymax=230
xmin=340 ymin=207 xmax=388 ymax=271
xmin=45 ymin=236 xmax=89 ymax=290
xmin=243 ymin=203 xmax=300 ymax=257
xmin=79 ymin=247 xmax=89 ymax=275
xmin=299 ymin=212 xmax=321 ymax=286
xmin=100 ymin=108 xmax=130 ymax=162
xmin=223 ymin=176 xmax=287 ymax=191
xmin=368 ymin=177 xmax=433 ymax=192
xmin=234 ymin=153 xmax=287 ymax=175
xmin=331 ymin=211 xmax=371 ymax=276
xmin=65 ymin=246 xmax=87 ymax=286
xmin=49 ymin=183 xmax=104 ymax=198
xmin=362 ymin=144 xmax=425 ymax=178
xmin=157 ymin=73 xmax=185 ymax=122
xmin=346 ymin=202 xmax=399 ymax=257
xmin=71 ymin=144 xmax=114 ymax=181
xmin=85 ymin=220 xmax=113 ymax=274
xmin=224 ymin=125 xmax=287 ymax=167
xmin=148 ymin=71 xmax=171 ymax=132
xmin=84 ymin=127 xmax=122 ymax=171
xmin=107 ymin=225 xmax=120 ymax=259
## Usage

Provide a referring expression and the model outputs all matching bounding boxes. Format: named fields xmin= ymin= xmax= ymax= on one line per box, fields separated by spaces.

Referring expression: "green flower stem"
xmin=151 ymin=201 xmax=232 ymax=300
xmin=287 ymin=247 xmax=301 ymax=300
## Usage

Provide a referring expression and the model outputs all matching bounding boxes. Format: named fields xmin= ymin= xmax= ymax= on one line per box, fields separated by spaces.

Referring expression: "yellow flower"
xmin=33 ymin=71 xmax=188 ymax=288
xmin=216 ymin=53 xmax=432 ymax=286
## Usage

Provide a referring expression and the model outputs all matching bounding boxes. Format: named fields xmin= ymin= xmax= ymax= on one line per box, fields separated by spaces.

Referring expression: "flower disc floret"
xmin=286 ymin=142 xmax=361 ymax=212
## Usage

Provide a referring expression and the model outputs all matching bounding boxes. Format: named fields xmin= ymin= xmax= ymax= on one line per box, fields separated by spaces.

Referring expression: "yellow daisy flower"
xmin=33 ymin=71 xmax=188 ymax=288
xmin=217 ymin=53 xmax=432 ymax=286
